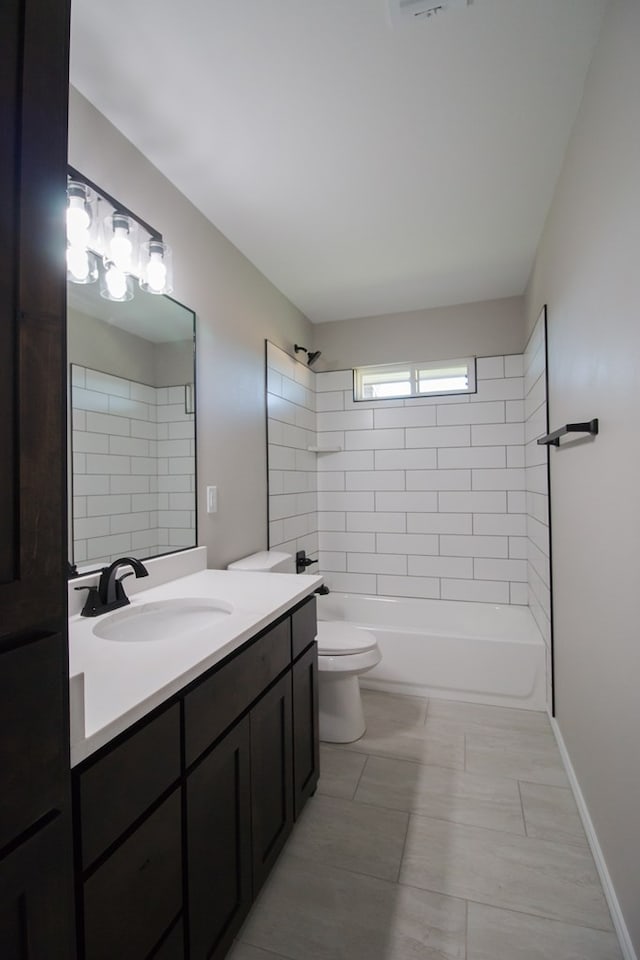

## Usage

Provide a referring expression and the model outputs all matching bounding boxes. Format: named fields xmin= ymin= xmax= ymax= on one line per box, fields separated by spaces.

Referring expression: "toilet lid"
xmin=317 ymin=621 xmax=378 ymax=656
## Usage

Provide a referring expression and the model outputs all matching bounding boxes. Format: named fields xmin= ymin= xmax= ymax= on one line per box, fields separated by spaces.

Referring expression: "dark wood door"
xmin=0 ymin=632 xmax=70 ymax=849
xmin=292 ymin=642 xmax=320 ymax=819
xmin=187 ymin=716 xmax=252 ymax=960
xmin=250 ymin=673 xmax=293 ymax=896
xmin=0 ymin=0 xmax=71 ymax=634
xmin=0 ymin=0 xmax=74 ymax=954
xmin=0 ymin=812 xmax=75 ymax=959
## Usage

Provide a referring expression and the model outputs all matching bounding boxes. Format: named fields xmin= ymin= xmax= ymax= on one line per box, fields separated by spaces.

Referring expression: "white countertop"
xmin=69 ymin=567 xmax=322 ymax=766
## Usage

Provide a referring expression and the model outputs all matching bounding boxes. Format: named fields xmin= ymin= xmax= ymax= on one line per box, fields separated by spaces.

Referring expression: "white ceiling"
xmin=69 ymin=0 xmax=606 ymax=324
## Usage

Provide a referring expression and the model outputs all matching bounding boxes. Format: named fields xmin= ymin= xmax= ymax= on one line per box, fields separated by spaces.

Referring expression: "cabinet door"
xmin=149 ymin=919 xmax=184 ymax=959
xmin=292 ymin=642 xmax=320 ymax=819
xmin=83 ymin=790 xmax=182 ymax=960
xmin=0 ymin=813 xmax=75 ymax=959
xmin=187 ymin=716 xmax=252 ymax=960
xmin=250 ymin=673 xmax=293 ymax=896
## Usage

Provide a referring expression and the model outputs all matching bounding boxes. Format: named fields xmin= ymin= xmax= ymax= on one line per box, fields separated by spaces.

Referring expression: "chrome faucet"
xmin=76 ymin=556 xmax=149 ymax=617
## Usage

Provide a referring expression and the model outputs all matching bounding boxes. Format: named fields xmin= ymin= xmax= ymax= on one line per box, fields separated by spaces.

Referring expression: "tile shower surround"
xmin=268 ymin=348 xmax=537 ymax=602
xmin=72 ymin=365 xmax=195 ymax=566
xmin=524 ymin=311 xmax=553 ymax=707
xmin=267 ymin=341 xmax=554 ymax=700
xmin=266 ymin=343 xmax=319 ymax=563
xmin=313 ymin=355 xmax=527 ymax=606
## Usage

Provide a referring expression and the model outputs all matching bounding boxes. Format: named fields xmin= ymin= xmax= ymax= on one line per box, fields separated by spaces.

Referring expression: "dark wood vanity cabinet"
xmin=72 ymin=594 xmax=319 ymax=960
xmin=187 ymin=716 xmax=252 ymax=960
xmin=83 ymin=790 xmax=183 ymax=960
xmin=292 ymin=640 xmax=320 ymax=819
xmin=76 ymin=705 xmax=184 ymax=959
xmin=250 ymin=672 xmax=294 ymax=895
xmin=0 ymin=0 xmax=75 ymax=954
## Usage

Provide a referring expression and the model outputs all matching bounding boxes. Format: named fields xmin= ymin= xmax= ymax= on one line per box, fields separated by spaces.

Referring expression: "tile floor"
xmin=229 ymin=690 xmax=622 ymax=960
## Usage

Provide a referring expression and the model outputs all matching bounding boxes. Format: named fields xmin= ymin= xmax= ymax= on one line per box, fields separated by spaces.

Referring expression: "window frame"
xmin=352 ymin=357 xmax=477 ymax=402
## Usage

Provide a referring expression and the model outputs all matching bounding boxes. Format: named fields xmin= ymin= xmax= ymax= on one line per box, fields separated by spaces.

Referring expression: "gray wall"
xmin=312 ymin=296 xmax=525 ymax=371
xmin=525 ymin=0 xmax=640 ymax=951
xmin=69 ymin=88 xmax=313 ymax=568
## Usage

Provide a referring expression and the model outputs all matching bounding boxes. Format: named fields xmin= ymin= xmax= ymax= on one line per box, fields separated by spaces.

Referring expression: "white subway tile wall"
xmin=266 ymin=343 xmax=318 ymax=563
xmin=72 ymin=366 xmax=195 ymax=567
xmin=524 ymin=312 xmax=553 ymax=708
xmin=267 ymin=353 xmax=528 ymax=602
xmin=266 ymin=351 xmax=550 ymax=632
xmin=314 ymin=361 xmax=527 ymax=602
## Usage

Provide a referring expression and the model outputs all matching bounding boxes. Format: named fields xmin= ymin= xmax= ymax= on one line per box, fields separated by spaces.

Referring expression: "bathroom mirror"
xmin=68 ymin=279 xmax=196 ymax=573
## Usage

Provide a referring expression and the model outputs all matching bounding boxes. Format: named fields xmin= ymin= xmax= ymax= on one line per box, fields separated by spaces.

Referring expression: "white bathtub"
xmin=317 ymin=593 xmax=546 ymax=711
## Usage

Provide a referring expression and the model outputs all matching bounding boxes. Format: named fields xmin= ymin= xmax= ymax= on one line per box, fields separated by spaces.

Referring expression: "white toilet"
xmin=227 ymin=551 xmax=381 ymax=743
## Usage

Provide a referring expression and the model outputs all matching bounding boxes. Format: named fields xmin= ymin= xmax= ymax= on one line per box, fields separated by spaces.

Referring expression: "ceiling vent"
xmin=389 ymin=0 xmax=469 ymax=26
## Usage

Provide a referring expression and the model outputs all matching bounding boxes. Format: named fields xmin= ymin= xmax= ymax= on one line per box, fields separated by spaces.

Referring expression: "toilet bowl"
xmin=316 ymin=620 xmax=381 ymax=743
xmin=227 ymin=550 xmax=381 ymax=743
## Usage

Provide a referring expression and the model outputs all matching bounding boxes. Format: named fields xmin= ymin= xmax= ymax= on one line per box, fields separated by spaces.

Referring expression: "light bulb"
xmin=105 ymin=264 xmax=128 ymax=300
xmin=67 ymin=245 xmax=90 ymax=282
xmin=66 ymin=182 xmax=92 ymax=246
xmin=146 ymin=252 xmax=167 ymax=293
xmin=140 ymin=239 xmax=173 ymax=295
xmin=110 ymin=226 xmax=133 ymax=272
xmin=67 ymin=202 xmax=91 ymax=247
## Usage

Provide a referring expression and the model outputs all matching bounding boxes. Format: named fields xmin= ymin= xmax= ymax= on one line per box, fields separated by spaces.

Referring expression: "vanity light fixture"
xmin=67 ymin=169 xmax=174 ymax=302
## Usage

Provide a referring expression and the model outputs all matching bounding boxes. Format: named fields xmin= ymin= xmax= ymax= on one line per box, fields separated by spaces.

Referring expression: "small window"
xmin=353 ymin=358 xmax=476 ymax=401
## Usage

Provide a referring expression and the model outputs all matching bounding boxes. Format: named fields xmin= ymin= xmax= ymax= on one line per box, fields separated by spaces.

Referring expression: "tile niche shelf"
xmin=307 ymin=445 xmax=343 ymax=453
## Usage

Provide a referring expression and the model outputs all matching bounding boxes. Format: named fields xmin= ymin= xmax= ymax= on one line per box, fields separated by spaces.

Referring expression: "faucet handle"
xmin=74 ymin=585 xmax=102 ymax=617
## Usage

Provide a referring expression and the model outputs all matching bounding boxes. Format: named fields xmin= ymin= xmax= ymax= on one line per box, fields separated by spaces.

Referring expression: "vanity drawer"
xmin=79 ymin=703 xmax=181 ymax=868
xmin=184 ymin=618 xmax=291 ymax=766
xmin=83 ymin=789 xmax=182 ymax=960
xmin=291 ymin=594 xmax=317 ymax=660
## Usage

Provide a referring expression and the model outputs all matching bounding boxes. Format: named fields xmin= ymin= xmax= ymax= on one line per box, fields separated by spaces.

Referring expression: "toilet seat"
xmin=316 ymin=621 xmax=377 ymax=656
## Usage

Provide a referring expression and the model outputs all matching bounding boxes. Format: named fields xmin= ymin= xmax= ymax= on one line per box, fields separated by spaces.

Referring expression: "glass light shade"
xmin=67 ymin=245 xmax=98 ymax=284
xmin=139 ymin=239 xmax=173 ymax=295
xmin=102 ymin=213 xmax=138 ymax=274
xmin=100 ymin=263 xmax=134 ymax=302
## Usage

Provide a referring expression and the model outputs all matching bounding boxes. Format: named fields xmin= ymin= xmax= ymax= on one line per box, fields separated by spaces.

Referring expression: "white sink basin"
xmin=92 ymin=597 xmax=233 ymax=643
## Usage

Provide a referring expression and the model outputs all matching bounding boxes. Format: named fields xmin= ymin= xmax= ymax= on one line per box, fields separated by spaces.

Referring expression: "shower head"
xmin=294 ymin=344 xmax=321 ymax=367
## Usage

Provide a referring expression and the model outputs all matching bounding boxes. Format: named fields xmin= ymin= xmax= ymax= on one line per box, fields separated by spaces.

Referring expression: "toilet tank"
xmin=227 ymin=550 xmax=296 ymax=574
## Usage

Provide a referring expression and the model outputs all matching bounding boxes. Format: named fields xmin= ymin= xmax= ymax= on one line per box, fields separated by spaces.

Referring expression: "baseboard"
xmin=548 ymin=712 xmax=637 ymax=960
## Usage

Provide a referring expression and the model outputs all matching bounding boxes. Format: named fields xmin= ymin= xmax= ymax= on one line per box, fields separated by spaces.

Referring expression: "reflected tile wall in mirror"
xmin=71 ymin=364 xmax=195 ymax=568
